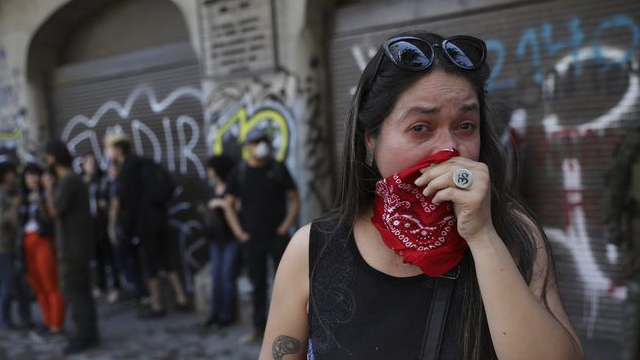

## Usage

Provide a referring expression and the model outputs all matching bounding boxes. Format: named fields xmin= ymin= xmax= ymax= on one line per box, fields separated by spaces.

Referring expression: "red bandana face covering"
xmin=371 ymin=148 xmax=467 ymax=277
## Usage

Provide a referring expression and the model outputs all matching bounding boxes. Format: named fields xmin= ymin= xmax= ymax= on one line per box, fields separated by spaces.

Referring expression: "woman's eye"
xmin=410 ymin=124 xmax=428 ymax=132
xmin=459 ymin=122 xmax=476 ymax=131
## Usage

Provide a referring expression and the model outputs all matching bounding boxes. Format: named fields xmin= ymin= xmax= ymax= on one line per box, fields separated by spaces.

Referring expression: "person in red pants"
xmin=19 ymin=163 xmax=65 ymax=341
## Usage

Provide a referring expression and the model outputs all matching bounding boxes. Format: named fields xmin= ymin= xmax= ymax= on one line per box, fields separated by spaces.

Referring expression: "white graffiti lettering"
xmin=62 ymin=84 xmax=206 ymax=177
xmin=177 ymin=115 xmax=205 ymax=178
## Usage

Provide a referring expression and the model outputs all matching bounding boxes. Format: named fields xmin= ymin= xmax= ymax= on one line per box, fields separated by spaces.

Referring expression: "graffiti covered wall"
xmin=0 ymin=44 xmax=33 ymax=164
xmin=329 ymin=0 xmax=640 ymax=353
xmin=203 ymin=64 xmax=334 ymax=221
xmin=51 ymin=54 xmax=210 ymax=292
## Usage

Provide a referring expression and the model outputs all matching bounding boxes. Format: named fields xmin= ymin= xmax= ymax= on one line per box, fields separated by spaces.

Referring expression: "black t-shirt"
xmin=117 ymin=155 xmax=142 ymax=237
xmin=203 ymin=190 xmax=233 ymax=242
xmin=226 ymin=160 xmax=296 ymax=235
xmin=117 ymin=155 xmax=168 ymax=238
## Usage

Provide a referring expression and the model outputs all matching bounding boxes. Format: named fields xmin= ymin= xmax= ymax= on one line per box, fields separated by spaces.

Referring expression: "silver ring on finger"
xmin=453 ymin=168 xmax=473 ymax=189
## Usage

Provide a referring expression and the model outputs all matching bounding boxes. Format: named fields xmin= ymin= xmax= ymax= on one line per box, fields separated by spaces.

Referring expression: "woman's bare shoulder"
xmin=287 ymin=224 xmax=311 ymax=256
xmin=277 ymin=224 xmax=312 ymax=281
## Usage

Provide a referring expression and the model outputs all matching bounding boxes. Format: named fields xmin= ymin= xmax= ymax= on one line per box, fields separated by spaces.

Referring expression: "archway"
xmin=27 ymin=0 xmax=207 ymax=292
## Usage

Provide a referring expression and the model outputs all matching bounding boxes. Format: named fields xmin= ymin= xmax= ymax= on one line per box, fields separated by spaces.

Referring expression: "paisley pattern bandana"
xmin=371 ymin=149 xmax=467 ymax=277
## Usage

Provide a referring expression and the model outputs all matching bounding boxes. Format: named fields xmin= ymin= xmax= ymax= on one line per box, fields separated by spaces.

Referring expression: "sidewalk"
xmin=0 ymin=290 xmax=261 ymax=360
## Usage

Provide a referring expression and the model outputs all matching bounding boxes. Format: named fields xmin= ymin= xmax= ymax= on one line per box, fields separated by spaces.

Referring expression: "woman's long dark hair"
xmin=81 ymin=153 xmax=104 ymax=182
xmin=20 ymin=162 xmax=44 ymax=194
xmin=329 ymin=30 xmax=557 ymax=359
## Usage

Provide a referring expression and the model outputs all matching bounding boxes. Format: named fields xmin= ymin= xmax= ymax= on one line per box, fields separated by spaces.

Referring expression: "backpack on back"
xmin=139 ymin=158 xmax=176 ymax=205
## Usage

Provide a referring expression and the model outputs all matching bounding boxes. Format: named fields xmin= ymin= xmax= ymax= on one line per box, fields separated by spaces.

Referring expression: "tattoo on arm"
xmin=272 ymin=335 xmax=300 ymax=360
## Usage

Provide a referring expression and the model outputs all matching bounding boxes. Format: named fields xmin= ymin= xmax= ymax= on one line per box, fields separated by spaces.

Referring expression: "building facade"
xmin=1 ymin=0 xmax=638 ymax=358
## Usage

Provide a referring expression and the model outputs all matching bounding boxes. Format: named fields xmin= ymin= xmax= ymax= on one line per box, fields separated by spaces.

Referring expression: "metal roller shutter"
xmin=330 ymin=0 xmax=640 ymax=355
xmin=49 ymin=42 xmax=208 ymax=291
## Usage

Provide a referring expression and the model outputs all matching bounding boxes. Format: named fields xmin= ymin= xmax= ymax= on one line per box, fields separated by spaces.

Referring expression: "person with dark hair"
xmin=0 ymin=161 xmax=32 ymax=329
xmin=104 ymin=161 xmax=147 ymax=303
xmin=18 ymin=162 xmax=65 ymax=341
xmin=104 ymin=133 xmax=189 ymax=318
xmin=81 ymin=153 xmax=121 ymax=303
xmin=202 ymin=155 xmax=244 ymax=329
xmin=258 ymin=32 xmax=584 ymax=360
xmin=43 ymin=140 xmax=99 ymax=354
xmin=224 ymin=128 xmax=299 ymax=343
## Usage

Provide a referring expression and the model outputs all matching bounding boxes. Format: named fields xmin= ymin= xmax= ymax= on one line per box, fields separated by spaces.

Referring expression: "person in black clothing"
xmin=81 ymin=153 xmax=121 ymax=303
xmin=224 ymin=128 xmax=299 ymax=343
xmin=104 ymin=161 xmax=147 ymax=302
xmin=43 ymin=140 xmax=99 ymax=355
xmin=257 ymin=31 xmax=583 ymax=360
xmin=202 ymin=155 xmax=244 ymax=329
xmin=104 ymin=133 xmax=189 ymax=318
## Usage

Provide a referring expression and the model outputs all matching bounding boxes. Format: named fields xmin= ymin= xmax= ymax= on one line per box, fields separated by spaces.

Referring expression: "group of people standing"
xmin=0 ymin=125 xmax=300 ymax=353
xmin=0 ymin=141 xmax=100 ymax=355
xmin=201 ymin=127 xmax=299 ymax=343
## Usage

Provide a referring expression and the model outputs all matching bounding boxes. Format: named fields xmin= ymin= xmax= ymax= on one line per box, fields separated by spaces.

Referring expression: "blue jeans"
xmin=0 ymin=252 xmax=15 ymax=326
xmin=209 ymin=241 xmax=240 ymax=322
xmin=112 ymin=239 xmax=147 ymax=299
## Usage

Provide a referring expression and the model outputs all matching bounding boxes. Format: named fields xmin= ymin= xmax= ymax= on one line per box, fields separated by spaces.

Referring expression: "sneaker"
xmin=63 ymin=336 xmax=99 ymax=355
xmin=203 ymin=315 xmax=219 ymax=328
xmin=29 ymin=329 xmax=65 ymax=344
xmin=0 ymin=321 xmax=16 ymax=330
xmin=138 ymin=296 xmax=152 ymax=307
xmin=218 ymin=319 xmax=235 ymax=327
xmin=239 ymin=328 xmax=263 ymax=345
xmin=28 ymin=328 xmax=47 ymax=343
xmin=137 ymin=306 xmax=166 ymax=319
xmin=211 ymin=318 xmax=235 ymax=332
xmin=92 ymin=288 xmax=103 ymax=299
xmin=175 ymin=301 xmax=192 ymax=313
xmin=106 ymin=289 xmax=120 ymax=304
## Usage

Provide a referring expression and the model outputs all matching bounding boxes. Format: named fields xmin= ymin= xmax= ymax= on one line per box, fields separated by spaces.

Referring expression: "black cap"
xmin=244 ymin=128 xmax=269 ymax=144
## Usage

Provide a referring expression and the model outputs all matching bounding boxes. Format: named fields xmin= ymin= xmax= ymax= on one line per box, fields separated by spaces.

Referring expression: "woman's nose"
xmin=426 ymin=130 xmax=457 ymax=155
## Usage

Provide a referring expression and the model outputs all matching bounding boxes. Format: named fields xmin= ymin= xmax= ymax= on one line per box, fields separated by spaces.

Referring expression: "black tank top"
xmin=307 ymin=215 xmax=467 ymax=360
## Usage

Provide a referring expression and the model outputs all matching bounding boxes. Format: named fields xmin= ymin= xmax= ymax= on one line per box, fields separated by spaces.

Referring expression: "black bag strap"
xmin=420 ymin=265 xmax=459 ymax=360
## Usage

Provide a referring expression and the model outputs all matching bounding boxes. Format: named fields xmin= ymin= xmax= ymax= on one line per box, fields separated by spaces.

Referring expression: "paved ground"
xmin=0 ymin=285 xmax=261 ymax=360
xmin=0 ymin=275 xmax=622 ymax=360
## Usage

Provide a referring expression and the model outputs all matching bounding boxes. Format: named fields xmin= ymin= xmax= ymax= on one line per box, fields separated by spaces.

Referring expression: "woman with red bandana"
xmin=258 ymin=31 xmax=584 ymax=360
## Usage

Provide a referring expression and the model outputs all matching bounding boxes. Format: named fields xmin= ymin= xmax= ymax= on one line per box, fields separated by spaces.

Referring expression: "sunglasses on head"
xmin=369 ymin=35 xmax=487 ymax=86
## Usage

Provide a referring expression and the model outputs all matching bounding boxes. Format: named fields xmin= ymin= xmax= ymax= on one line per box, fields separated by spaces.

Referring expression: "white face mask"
xmin=253 ymin=141 xmax=270 ymax=159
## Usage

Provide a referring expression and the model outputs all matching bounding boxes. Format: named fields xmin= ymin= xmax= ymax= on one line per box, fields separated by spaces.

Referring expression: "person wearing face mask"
xmin=256 ymin=31 xmax=583 ymax=360
xmin=224 ymin=127 xmax=299 ymax=344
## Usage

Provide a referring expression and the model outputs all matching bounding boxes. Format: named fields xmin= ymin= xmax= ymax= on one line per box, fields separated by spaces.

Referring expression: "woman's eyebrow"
xmin=398 ymin=102 xmax=479 ymax=121
xmin=459 ymin=102 xmax=479 ymax=113
xmin=399 ymin=105 xmax=440 ymax=120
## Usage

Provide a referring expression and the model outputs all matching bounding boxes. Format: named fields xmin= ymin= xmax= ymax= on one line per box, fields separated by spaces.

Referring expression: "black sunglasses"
xmin=369 ymin=35 xmax=487 ymax=86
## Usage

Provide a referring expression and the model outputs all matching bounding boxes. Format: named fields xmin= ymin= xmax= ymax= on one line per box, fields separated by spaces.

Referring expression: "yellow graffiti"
xmin=212 ymin=105 xmax=290 ymax=161
xmin=0 ymin=127 xmax=29 ymax=164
